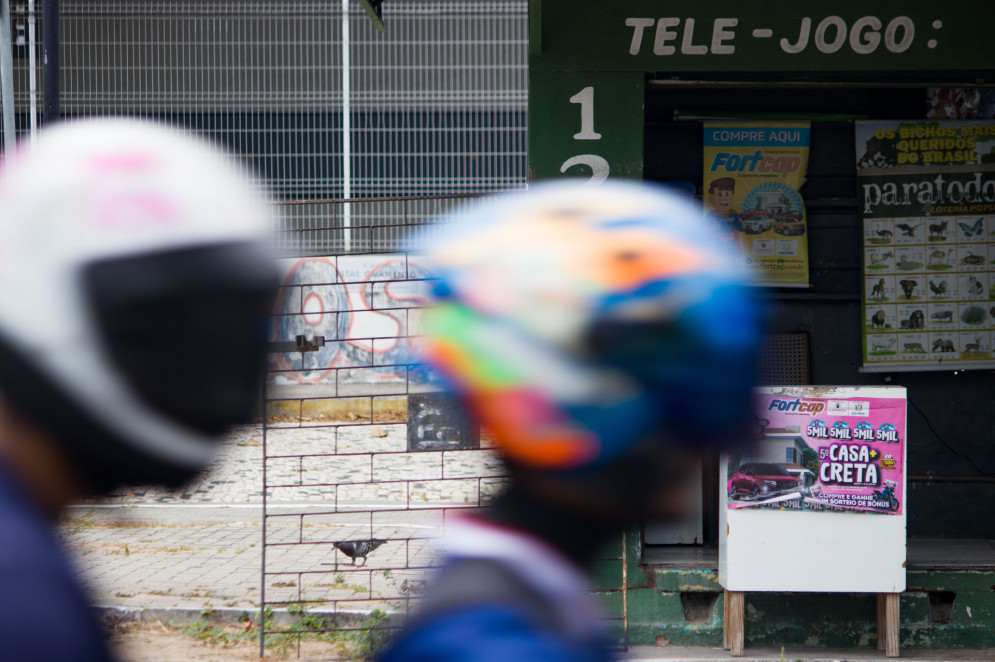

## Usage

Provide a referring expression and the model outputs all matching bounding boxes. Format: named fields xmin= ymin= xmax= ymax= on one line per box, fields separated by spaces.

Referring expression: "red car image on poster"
xmin=727 ymin=462 xmax=804 ymax=500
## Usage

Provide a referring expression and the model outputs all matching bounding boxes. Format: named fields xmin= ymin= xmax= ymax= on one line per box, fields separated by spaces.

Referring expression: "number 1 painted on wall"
xmin=569 ymin=86 xmax=602 ymax=140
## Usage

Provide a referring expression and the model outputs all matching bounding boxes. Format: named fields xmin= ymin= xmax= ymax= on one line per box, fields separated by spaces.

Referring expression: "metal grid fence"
xmin=273 ymin=192 xmax=493 ymax=256
xmin=1 ymin=2 xmax=623 ymax=654
xmin=261 ymin=197 xmax=628 ymax=657
xmin=5 ymin=0 xmax=529 ymax=256
xmin=55 ymin=0 xmax=527 ymax=254
xmin=3 ymin=2 xmax=526 ymax=252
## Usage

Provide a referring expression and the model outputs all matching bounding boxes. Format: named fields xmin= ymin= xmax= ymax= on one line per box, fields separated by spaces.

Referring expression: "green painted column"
xmin=531 ymin=0 xmax=995 ymax=78
xmin=528 ymin=66 xmax=645 ymax=182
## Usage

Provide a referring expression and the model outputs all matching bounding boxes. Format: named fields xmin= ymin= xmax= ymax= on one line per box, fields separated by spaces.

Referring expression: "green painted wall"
xmin=528 ymin=69 xmax=644 ymax=182
xmin=626 ymin=568 xmax=995 ymax=649
xmin=532 ymin=1 xmax=995 ymax=78
xmin=528 ymin=0 xmax=995 ymax=183
xmin=530 ymin=0 xmax=995 ymax=650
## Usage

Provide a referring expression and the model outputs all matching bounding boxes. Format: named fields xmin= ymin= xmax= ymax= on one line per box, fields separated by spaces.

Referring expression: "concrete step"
xmin=625 ymin=645 xmax=995 ymax=661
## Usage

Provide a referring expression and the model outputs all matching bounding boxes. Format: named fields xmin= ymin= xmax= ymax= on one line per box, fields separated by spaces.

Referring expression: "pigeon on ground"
xmin=333 ymin=539 xmax=386 ymax=566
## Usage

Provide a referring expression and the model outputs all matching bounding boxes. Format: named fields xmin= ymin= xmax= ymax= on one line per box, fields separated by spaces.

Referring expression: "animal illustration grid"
xmin=261 ymin=196 xmax=629 ymax=657
xmin=863 ymin=213 xmax=995 ymax=366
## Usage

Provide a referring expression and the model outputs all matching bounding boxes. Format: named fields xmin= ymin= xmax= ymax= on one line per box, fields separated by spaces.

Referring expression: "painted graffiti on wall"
xmin=270 ymin=255 xmax=433 ymax=384
xmin=271 ymin=258 xmax=351 ymax=383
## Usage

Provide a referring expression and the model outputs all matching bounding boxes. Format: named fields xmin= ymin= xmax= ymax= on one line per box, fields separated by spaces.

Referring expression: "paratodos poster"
xmin=856 ymin=119 xmax=995 ymax=371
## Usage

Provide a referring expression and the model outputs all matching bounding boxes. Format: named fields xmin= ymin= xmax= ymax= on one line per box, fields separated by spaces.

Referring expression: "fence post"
xmin=42 ymin=0 xmax=58 ymax=123
xmin=0 ymin=0 xmax=16 ymax=156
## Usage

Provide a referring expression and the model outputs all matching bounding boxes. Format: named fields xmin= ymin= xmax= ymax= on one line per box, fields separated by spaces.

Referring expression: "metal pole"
xmin=27 ymin=0 xmax=37 ymax=143
xmin=0 ymin=0 xmax=16 ymax=158
xmin=259 ymin=374 xmax=269 ymax=658
xmin=341 ymin=0 xmax=352 ymax=252
xmin=41 ymin=0 xmax=58 ymax=124
xmin=621 ymin=529 xmax=629 ymax=651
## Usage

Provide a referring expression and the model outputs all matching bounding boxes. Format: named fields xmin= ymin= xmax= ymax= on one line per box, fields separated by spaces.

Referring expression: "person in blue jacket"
xmin=0 ymin=119 xmax=279 ymax=661
xmin=381 ymin=181 xmax=762 ymax=661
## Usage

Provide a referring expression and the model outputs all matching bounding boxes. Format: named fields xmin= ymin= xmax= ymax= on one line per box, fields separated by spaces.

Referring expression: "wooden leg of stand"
xmin=883 ymin=592 xmax=900 ymax=658
xmin=726 ymin=590 xmax=744 ymax=657
xmin=723 ymin=590 xmax=730 ymax=650
xmin=876 ymin=594 xmax=885 ymax=650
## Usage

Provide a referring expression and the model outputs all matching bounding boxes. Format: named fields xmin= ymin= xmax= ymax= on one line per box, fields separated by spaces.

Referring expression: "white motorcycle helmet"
xmin=0 ymin=118 xmax=279 ymax=490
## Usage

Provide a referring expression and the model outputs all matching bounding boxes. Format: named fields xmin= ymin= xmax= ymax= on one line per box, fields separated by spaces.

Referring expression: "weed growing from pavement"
xmin=182 ymin=620 xmax=250 ymax=647
xmin=777 ymin=646 xmax=802 ymax=662
xmin=60 ymin=516 xmax=207 ymax=532
xmin=101 ymin=519 xmax=164 ymax=529
xmin=330 ymin=573 xmax=370 ymax=593
xmin=341 ymin=609 xmax=392 ymax=660
xmin=271 ymin=574 xmax=370 ymax=594
xmin=173 ymin=604 xmax=391 ymax=659
xmin=265 ymin=405 xmax=407 ymax=425
xmin=60 ymin=509 xmax=96 ymax=535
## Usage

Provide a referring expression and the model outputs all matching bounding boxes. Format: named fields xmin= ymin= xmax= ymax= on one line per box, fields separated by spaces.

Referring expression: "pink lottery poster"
xmin=727 ymin=390 xmax=906 ymax=515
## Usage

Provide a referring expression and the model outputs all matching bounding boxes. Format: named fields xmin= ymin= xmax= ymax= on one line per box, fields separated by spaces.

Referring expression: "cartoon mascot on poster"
xmin=705 ymin=176 xmax=743 ymax=256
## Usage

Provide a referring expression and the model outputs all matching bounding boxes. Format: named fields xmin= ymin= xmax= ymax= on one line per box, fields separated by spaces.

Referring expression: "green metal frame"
xmin=357 ymin=0 xmax=385 ymax=33
xmin=528 ymin=0 xmax=995 ymax=182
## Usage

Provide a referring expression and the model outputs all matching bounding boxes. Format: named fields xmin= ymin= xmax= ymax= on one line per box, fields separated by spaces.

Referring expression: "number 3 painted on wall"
xmin=560 ymin=86 xmax=609 ymax=185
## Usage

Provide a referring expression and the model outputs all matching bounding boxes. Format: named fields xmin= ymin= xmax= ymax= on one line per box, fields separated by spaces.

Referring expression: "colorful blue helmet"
xmin=419 ymin=180 xmax=762 ymax=473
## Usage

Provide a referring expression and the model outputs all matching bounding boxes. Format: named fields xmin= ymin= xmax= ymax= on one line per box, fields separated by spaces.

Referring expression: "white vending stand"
xmin=720 ymin=386 xmax=907 ymax=657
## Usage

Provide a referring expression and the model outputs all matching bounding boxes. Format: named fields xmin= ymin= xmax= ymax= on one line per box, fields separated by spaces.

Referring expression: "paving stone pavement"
xmin=60 ymin=423 xmax=502 ymax=620
xmin=57 ymin=426 xmax=995 ymax=662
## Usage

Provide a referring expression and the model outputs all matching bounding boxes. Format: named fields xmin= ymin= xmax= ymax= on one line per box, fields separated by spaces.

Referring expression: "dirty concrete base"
xmin=625 ymin=644 xmax=995 ymax=661
xmin=583 ymin=545 xmax=995 ymax=654
xmin=609 ymin=568 xmax=995 ymax=653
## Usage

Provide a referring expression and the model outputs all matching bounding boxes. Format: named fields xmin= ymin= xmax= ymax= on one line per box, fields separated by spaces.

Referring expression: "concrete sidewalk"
xmin=62 ymin=509 xmax=995 ymax=661
xmin=58 ymin=425 xmax=995 ymax=661
xmin=62 ymin=423 xmax=464 ymax=624
xmin=63 ymin=425 xmax=278 ymax=618
xmin=61 ymin=424 xmax=445 ymax=619
xmin=63 ymin=505 xmax=264 ymax=616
